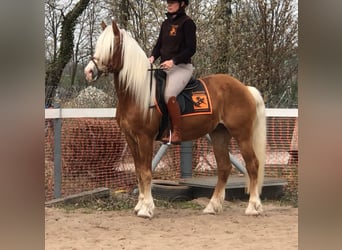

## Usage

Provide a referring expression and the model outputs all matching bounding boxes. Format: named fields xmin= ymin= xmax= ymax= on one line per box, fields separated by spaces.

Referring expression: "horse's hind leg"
xmin=203 ymin=125 xmax=232 ymax=214
xmin=238 ymin=139 xmax=263 ymax=215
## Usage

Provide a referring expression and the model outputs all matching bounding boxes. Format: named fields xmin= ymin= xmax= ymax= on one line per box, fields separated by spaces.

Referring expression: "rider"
xmin=149 ymin=0 xmax=196 ymax=144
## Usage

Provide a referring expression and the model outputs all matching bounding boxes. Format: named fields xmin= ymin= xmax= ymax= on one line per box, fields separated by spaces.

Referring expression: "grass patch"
xmin=53 ymin=192 xmax=204 ymax=212
xmin=154 ymin=199 xmax=204 ymax=210
xmin=51 ymin=189 xmax=297 ymax=212
xmin=279 ymin=188 xmax=298 ymax=207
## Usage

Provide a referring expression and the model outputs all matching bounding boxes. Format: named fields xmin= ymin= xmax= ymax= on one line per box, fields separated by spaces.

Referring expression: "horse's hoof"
xmin=134 ymin=203 xmax=142 ymax=214
xmin=137 ymin=209 xmax=153 ymax=219
xmin=203 ymin=207 xmax=216 ymax=215
xmin=203 ymin=202 xmax=222 ymax=215
xmin=256 ymin=204 xmax=263 ymax=213
xmin=245 ymin=203 xmax=263 ymax=216
xmin=245 ymin=209 xmax=261 ymax=216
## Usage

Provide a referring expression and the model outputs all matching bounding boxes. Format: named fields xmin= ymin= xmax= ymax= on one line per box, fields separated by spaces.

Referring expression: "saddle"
xmin=154 ymin=69 xmax=212 ymax=140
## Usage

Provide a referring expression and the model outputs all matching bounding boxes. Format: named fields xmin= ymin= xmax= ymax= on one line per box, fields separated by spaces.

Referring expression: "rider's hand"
xmin=148 ymin=56 xmax=154 ymax=64
xmin=160 ymin=59 xmax=174 ymax=70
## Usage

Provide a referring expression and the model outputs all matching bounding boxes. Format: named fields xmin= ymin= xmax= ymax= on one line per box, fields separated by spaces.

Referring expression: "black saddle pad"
xmin=154 ymin=69 xmax=212 ymax=140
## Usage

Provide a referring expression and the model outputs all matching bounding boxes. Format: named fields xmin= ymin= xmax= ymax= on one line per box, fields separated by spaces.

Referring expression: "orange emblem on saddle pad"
xmin=192 ymin=92 xmax=209 ymax=110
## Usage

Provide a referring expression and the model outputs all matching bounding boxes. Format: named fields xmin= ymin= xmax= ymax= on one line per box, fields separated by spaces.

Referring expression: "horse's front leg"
xmin=134 ymin=161 xmax=155 ymax=219
xmin=126 ymin=134 xmax=155 ymax=218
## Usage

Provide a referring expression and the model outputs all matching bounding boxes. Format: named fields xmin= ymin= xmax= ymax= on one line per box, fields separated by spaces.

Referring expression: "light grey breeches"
xmin=164 ymin=63 xmax=194 ymax=103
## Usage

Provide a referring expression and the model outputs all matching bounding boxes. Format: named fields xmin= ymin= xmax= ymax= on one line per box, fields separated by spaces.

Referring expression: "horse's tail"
xmin=247 ymin=86 xmax=266 ymax=194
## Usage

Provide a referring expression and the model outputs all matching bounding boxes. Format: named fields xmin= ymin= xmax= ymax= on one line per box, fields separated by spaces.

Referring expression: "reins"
xmin=90 ymin=57 xmax=102 ymax=81
xmin=147 ymin=65 xmax=167 ymax=109
xmin=147 ymin=64 xmax=163 ymax=109
xmin=149 ymin=63 xmax=153 ymax=96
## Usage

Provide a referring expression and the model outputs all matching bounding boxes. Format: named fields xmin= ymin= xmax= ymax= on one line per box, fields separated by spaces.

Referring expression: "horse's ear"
xmin=101 ymin=21 xmax=107 ymax=31
xmin=112 ymin=20 xmax=120 ymax=37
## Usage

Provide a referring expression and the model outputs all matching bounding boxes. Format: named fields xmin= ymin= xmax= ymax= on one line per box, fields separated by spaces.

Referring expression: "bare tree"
xmin=200 ymin=0 xmax=298 ymax=107
xmin=255 ymin=0 xmax=298 ymax=107
xmin=67 ymin=0 xmax=109 ymax=87
xmin=45 ymin=0 xmax=64 ymax=63
xmin=45 ymin=0 xmax=91 ymax=107
xmin=45 ymin=0 xmax=297 ymax=108
xmin=105 ymin=0 xmax=164 ymax=53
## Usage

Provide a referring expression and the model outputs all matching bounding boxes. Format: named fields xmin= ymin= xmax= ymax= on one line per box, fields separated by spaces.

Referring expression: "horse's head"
xmin=84 ymin=20 xmax=123 ymax=82
xmin=85 ymin=19 xmax=154 ymax=118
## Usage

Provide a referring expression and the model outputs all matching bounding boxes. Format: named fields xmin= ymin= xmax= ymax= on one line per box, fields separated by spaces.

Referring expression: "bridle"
xmin=89 ymin=28 xmax=123 ymax=81
xmin=90 ymin=57 xmax=103 ymax=81
xmin=90 ymin=56 xmax=112 ymax=81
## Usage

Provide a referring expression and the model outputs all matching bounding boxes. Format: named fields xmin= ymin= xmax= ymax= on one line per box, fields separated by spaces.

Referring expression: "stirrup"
xmin=161 ymin=130 xmax=172 ymax=145
xmin=161 ymin=130 xmax=181 ymax=145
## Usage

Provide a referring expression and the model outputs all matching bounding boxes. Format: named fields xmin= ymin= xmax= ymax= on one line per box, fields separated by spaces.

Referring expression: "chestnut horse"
xmin=84 ymin=21 xmax=266 ymax=218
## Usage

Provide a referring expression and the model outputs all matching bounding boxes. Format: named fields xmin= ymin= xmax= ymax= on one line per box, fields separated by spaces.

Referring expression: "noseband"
xmin=90 ymin=27 xmax=123 ymax=80
xmin=90 ymin=56 xmax=113 ymax=80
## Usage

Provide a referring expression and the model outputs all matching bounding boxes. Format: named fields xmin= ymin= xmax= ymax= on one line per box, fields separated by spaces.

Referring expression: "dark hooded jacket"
xmin=151 ymin=9 xmax=196 ymax=65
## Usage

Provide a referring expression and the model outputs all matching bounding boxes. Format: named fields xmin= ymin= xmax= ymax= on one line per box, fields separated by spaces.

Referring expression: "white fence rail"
xmin=45 ymin=108 xmax=298 ymax=119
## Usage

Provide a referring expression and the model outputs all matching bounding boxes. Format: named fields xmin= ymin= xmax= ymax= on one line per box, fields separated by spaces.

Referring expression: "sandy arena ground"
xmin=45 ymin=198 xmax=298 ymax=250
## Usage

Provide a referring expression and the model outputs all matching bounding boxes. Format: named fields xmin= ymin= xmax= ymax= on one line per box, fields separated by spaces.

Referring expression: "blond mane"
xmin=93 ymin=26 xmax=114 ymax=67
xmin=93 ymin=25 xmax=155 ymax=119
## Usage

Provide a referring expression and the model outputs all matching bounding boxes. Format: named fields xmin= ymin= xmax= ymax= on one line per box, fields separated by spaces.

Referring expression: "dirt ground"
xmin=45 ymin=198 xmax=298 ymax=250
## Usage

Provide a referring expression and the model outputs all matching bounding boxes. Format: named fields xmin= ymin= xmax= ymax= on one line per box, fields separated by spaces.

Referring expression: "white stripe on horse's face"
xmin=84 ymin=60 xmax=97 ymax=82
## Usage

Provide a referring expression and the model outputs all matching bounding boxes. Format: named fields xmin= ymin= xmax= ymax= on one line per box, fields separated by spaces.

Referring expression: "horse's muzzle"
xmin=84 ymin=59 xmax=103 ymax=82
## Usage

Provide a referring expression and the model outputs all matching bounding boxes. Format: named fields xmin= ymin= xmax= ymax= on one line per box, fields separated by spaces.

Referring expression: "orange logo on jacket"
xmin=169 ymin=25 xmax=179 ymax=36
